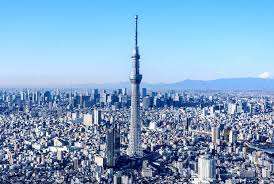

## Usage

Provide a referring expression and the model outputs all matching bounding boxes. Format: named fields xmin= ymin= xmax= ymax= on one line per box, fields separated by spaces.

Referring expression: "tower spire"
xmin=135 ymin=15 xmax=138 ymax=48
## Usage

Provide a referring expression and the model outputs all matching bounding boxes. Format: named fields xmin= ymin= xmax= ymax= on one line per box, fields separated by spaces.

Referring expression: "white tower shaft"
xmin=128 ymin=15 xmax=143 ymax=157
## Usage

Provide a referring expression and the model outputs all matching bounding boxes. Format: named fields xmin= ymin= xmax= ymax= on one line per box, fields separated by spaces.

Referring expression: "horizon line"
xmin=0 ymin=76 xmax=273 ymax=88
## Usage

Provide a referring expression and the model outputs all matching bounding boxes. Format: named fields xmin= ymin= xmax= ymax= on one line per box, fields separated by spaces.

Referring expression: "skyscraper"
xmin=128 ymin=15 xmax=143 ymax=158
xmin=211 ymin=126 xmax=220 ymax=145
xmin=93 ymin=108 xmax=102 ymax=125
xmin=197 ymin=154 xmax=216 ymax=184
xmin=106 ymin=119 xmax=120 ymax=167
xmin=142 ymin=88 xmax=147 ymax=98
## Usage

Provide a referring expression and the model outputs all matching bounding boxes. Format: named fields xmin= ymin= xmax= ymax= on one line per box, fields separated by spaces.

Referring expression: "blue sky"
xmin=0 ymin=0 xmax=274 ymax=86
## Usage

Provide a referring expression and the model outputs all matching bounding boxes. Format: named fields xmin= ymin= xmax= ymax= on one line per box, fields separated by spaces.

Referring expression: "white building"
xmin=196 ymin=155 xmax=216 ymax=184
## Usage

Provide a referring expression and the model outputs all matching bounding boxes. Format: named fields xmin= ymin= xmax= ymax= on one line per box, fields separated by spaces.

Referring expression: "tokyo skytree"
xmin=128 ymin=15 xmax=143 ymax=158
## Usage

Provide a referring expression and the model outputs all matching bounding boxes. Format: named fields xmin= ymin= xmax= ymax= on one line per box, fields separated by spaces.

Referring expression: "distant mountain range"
xmin=73 ymin=78 xmax=274 ymax=91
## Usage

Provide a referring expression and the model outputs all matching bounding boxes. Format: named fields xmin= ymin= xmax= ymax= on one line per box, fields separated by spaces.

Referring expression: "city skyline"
xmin=1 ymin=0 xmax=274 ymax=86
xmin=0 ymin=1 xmax=274 ymax=183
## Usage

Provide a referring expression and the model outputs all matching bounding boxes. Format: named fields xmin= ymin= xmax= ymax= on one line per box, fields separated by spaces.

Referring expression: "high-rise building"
xmin=197 ymin=154 xmax=216 ymax=184
xmin=186 ymin=117 xmax=192 ymax=131
xmin=44 ymin=91 xmax=52 ymax=102
xmin=106 ymin=119 xmax=120 ymax=167
xmin=229 ymin=129 xmax=237 ymax=145
xmin=142 ymin=88 xmax=147 ymax=98
xmin=93 ymin=108 xmax=102 ymax=125
xmin=211 ymin=126 xmax=220 ymax=145
xmin=128 ymin=15 xmax=143 ymax=158
xmin=73 ymin=157 xmax=79 ymax=170
xmin=142 ymin=96 xmax=151 ymax=109
xmin=93 ymin=89 xmax=100 ymax=103
xmin=122 ymin=88 xmax=127 ymax=95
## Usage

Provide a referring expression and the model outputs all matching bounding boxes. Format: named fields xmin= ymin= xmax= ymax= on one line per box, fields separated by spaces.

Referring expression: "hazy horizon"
xmin=1 ymin=77 xmax=274 ymax=88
